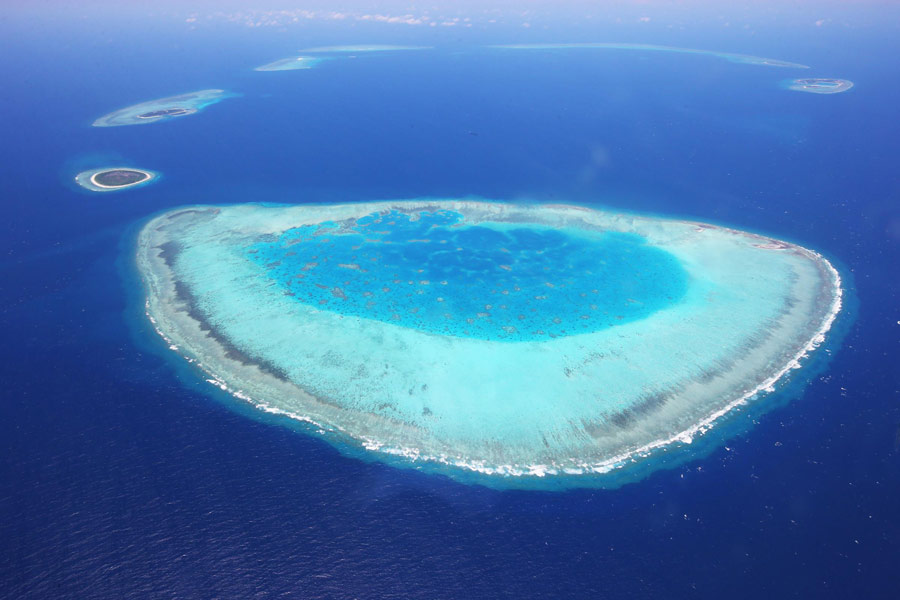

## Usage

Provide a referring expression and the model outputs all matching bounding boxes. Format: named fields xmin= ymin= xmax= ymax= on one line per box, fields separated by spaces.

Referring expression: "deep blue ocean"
xmin=2 ymin=5 xmax=899 ymax=598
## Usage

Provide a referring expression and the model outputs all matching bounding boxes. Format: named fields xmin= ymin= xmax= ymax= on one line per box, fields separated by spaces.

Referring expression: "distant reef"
xmin=254 ymin=56 xmax=328 ymax=71
xmin=489 ymin=43 xmax=811 ymax=69
xmin=786 ymin=78 xmax=854 ymax=94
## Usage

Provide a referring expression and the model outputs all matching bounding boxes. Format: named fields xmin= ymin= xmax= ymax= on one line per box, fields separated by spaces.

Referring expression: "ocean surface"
xmin=2 ymin=5 xmax=899 ymax=598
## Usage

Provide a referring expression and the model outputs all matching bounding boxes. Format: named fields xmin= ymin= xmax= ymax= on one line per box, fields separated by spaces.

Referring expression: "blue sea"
xmin=2 ymin=3 xmax=899 ymax=598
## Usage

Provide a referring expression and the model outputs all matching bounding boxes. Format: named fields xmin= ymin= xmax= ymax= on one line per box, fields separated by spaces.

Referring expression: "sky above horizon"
xmin=5 ymin=0 xmax=899 ymax=32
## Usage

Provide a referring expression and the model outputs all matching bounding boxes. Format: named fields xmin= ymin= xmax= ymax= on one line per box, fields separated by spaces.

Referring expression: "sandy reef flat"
xmin=93 ymin=89 xmax=235 ymax=127
xmin=137 ymin=201 xmax=842 ymax=484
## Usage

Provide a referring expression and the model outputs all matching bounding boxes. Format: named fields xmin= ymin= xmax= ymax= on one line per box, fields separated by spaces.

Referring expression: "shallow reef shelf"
xmin=93 ymin=89 xmax=235 ymax=127
xmin=137 ymin=201 xmax=842 ymax=484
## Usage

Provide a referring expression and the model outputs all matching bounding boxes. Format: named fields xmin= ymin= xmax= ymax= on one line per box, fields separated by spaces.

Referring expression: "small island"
xmin=93 ymin=89 xmax=235 ymax=127
xmin=74 ymin=167 xmax=158 ymax=192
xmin=787 ymin=78 xmax=854 ymax=94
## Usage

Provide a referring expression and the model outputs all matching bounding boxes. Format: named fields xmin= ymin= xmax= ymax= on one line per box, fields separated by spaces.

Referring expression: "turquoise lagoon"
xmin=247 ymin=210 xmax=688 ymax=342
xmin=137 ymin=201 xmax=842 ymax=484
